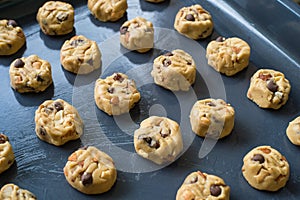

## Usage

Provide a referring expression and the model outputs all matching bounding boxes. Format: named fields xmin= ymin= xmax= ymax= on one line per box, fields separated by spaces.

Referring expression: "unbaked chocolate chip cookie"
xmin=286 ymin=116 xmax=300 ymax=146
xmin=0 ymin=134 xmax=15 ymax=175
xmin=64 ymin=146 xmax=117 ymax=194
xmin=0 ymin=183 xmax=36 ymax=199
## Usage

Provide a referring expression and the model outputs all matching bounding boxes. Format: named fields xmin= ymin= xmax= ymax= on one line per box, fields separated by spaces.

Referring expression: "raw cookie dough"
xmin=176 ymin=171 xmax=230 ymax=200
xmin=0 ymin=184 xmax=36 ymax=200
xmin=120 ymin=17 xmax=154 ymax=53
xmin=286 ymin=116 xmax=300 ymax=145
xmin=190 ymin=99 xmax=235 ymax=139
xmin=206 ymin=37 xmax=251 ymax=76
xmin=35 ymin=99 xmax=83 ymax=146
xmin=0 ymin=134 xmax=15 ymax=174
xmin=242 ymin=145 xmax=290 ymax=191
xmin=0 ymin=19 xmax=25 ymax=55
xmin=9 ymin=55 xmax=53 ymax=93
xmin=134 ymin=116 xmax=183 ymax=165
xmin=36 ymin=1 xmax=74 ymax=35
xmin=64 ymin=146 xmax=117 ymax=194
xmin=174 ymin=4 xmax=214 ymax=40
xmin=247 ymin=69 xmax=291 ymax=109
xmin=88 ymin=0 xmax=128 ymax=22
xmin=94 ymin=73 xmax=141 ymax=115
xmin=151 ymin=49 xmax=196 ymax=91
xmin=60 ymin=35 xmax=101 ymax=74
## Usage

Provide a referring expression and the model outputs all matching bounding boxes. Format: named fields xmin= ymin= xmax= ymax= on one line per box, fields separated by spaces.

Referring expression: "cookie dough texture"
xmin=286 ymin=116 xmax=300 ymax=145
xmin=9 ymin=55 xmax=53 ymax=93
xmin=151 ymin=49 xmax=196 ymax=91
xmin=206 ymin=37 xmax=251 ymax=76
xmin=242 ymin=146 xmax=289 ymax=191
xmin=94 ymin=73 xmax=140 ymax=115
xmin=60 ymin=35 xmax=101 ymax=74
xmin=176 ymin=171 xmax=230 ymax=200
xmin=190 ymin=99 xmax=235 ymax=139
xmin=36 ymin=1 xmax=74 ymax=35
xmin=88 ymin=0 xmax=127 ymax=22
xmin=0 ymin=184 xmax=36 ymax=200
xmin=247 ymin=69 xmax=291 ymax=109
xmin=35 ymin=99 xmax=83 ymax=146
xmin=134 ymin=116 xmax=183 ymax=165
xmin=174 ymin=4 xmax=213 ymax=40
xmin=0 ymin=134 xmax=15 ymax=174
xmin=0 ymin=19 xmax=26 ymax=55
xmin=120 ymin=17 xmax=154 ymax=53
xmin=64 ymin=146 xmax=117 ymax=194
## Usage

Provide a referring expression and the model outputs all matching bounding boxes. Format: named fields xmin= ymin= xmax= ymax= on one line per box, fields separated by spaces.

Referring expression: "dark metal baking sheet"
xmin=1 ymin=0 xmax=300 ymax=199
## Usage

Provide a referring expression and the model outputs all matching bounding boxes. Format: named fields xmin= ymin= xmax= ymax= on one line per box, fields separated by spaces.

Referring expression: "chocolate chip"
xmin=185 ymin=14 xmax=195 ymax=21
xmin=37 ymin=75 xmax=44 ymax=82
xmin=216 ymin=36 xmax=225 ymax=42
xmin=14 ymin=59 xmax=25 ymax=68
xmin=0 ymin=134 xmax=8 ymax=144
xmin=251 ymin=154 xmax=265 ymax=164
xmin=189 ymin=176 xmax=198 ymax=184
xmin=39 ymin=127 xmax=47 ymax=136
xmin=207 ymin=102 xmax=216 ymax=107
xmin=57 ymin=13 xmax=68 ymax=22
xmin=160 ymin=130 xmax=170 ymax=138
xmin=81 ymin=172 xmax=93 ymax=186
xmin=143 ymin=137 xmax=160 ymax=149
xmin=113 ymin=73 xmax=124 ymax=82
xmin=120 ymin=26 xmax=128 ymax=35
xmin=267 ymin=79 xmax=278 ymax=93
xmin=258 ymin=73 xmax=272 ymax=81
xmin=80 ymin=146 xmax=88 ymax=150
xmin=7 ymin=19 xmax=18 ymax=27
xmin=164 ymin=52 xmax=173 ymax=56
xmin=163 ymin=59 xmax=171 ymax=67
xmin=87 ymin=59 xmax=93 ymax=66
xmin=70 ymin=39 xmax=84 ymax=47
xmin=210 ymin=184 xmax=222 ymax=197
xmin=107 ymin=87 xmax=114 ymax=93
xmin=187 ymin=61 xmax=192 ymax=65
xmin=54 ymin=101 xmax=64 ymax=112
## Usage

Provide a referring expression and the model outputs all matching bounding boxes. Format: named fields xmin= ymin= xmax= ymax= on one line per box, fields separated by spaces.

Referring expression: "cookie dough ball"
xmin=242 ymin=146 xmax=290 ymax=191
xmin=286 ymin=116 xmax=300 ymax=145
xmin=9 ymin=55 xmax=53 ymax=93
xmin=176 ymin=171 xmax=230 ymax=200
xmin=134 ymin=116 xmax=183 ymax=165
xmin=36 ymin=1 xmax=74 ymax=35
xmin=88 ymin=0 xmax=127 ymax=22
xmin=0 ymin=134 xmax=15 ymax=174
xmin=120 ymin=17 xmax=154 ymax=53
xmin=94 ymin=73 xmax=141 ymax=115
xmin=35 ymin=99 xmax=83 ymax=146
xmin=0 ymin=19 xmax=25 ymax=55
xmin=247 ymin=69 xmax=291 ymax=109
xmin=60 ymin=35 xmax=101 ymax=74
xmin=64 ymin=146 xmax=117 ymax=194
xmin=190 ymin=99 xmax=235 ymax=139
xmin=174 ymin=4 xmax=213 ymax=40
xmin=0 ymin=184 xmax=36 ymax=200
xmin=206 ymin=37 xmax=251 ymax=76
xmin=146 ymin=0 xmax=164 ymax=3
xmin=151 ymin=49 xmax=196 ymax=91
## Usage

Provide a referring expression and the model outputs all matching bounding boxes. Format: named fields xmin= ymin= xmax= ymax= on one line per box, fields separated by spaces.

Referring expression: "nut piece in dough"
xmin=94 ymin=73 xmax=141 ymax=115
xmin=242 ymin=145 xmax=290 ymax=191
xmin=0 ymin=19 xmax=26 ymax=55
xmin=134 ymin=116 xmax=183 ymax=165
xmin=151 ymin=49 xmax=196 ymax=91
xmin=9 ymin=55 xmax=53 ymax=93
xmin=190 ymin=99 xmax=235 ymax=139
xmin=88 ymin=0 xmax=128 ymax=22
xmin=206 ymin=37 xmax=251 ymax=76
xmin=64 ymin=146 xmax=117 ymax=194
xmin=0 ymin=183 xmax=36 ymax=200
xmin=286 ymin=116 xmax=300 ymax=145
xmin=60 ymin=35 xmax=102 ymax=74
xmin=247 ymin=69 xmax=291 ymax=109
xmin=0 ymin=133 xmax=15 ymax=174
xmin=120 ymin=17 xmax=154 ymax=53
xmin=36 ymin=1 xmax=74 ymax=35
xmin=174 ymin=4 xmax=214 ymax=40
xmin=176 ymin=171 xmax=230 ymax=200
xmin=35 ymin=99 xmax=83 ymax=146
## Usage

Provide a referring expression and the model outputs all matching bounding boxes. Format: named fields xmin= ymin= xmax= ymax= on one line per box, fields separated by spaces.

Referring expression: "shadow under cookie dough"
xmin=0 ymin=44 xmax=27 ymax=67
xmin=0 ymin=161 xmax=18 ymax=185
xmin=139 ymin=0 xmax=171 ymax=12
xmin=88 ymin=13 xmax=128 ymax=33
xmin=39 ymin=29 xmax=76 ymax=50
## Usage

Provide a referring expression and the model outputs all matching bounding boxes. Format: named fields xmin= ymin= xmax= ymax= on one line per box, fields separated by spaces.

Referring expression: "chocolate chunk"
xmin=143 ymin=137 xmax=160 ymax=149
xmin=251 ymin=154 xmax=265 ymax=164
xmin=80 ymin=146 xmax=88 ymax=150
xmin=14 ymin=59 xmax=25 ymax=68
xmin=185 ymin=14 xmax=195 ymax=21
xmin=267 ymin=79 xmax=278 ymax=93
xmin=107 ymin=87 xmax=114 ymax=93
xmin=258 ymin=73 xmax=272 ymax=81
xmin=54 ymin=101 xmax=64 ymax=112
xmin=210 ymin=184 xmax=222 ymax=197
xmin=216 ymin=36 xmax=225 ymax=42
xmin=0 ymin=134 xmax=8 ymax=144
xmin=7 ymin=19 xmax=18 ymax=27
xmin=57 ymin=13 xmax=68 ymax=22
xmin=120 ymin=26 xmax=128 ymax=34
xmin=163 ymin=59 xmax=171 ymax=67
xmin=70 ymin=39 xmax=84 ymax=47
xmin=81 ymin=172 xmax=93 ymax=186
xmin=39 ymin=127 xmax=47 ymax=136
xmin=207 ymin=102 xmax=216 ymax=107
xmin=164 ymin=52 xmax=173 ymax=57
xmin=187 ymin=61 xmax=192 ymax=65
xmin=113 ymin=73 xmax=124 ymax=82
xmin=160 ymin=130 xmax=170 ymax=138
xmin=189 ymin=176 xmax=198 ymax=184
xmin=87 ymin=59 xmax=93 ymax=66
xmin=37 ymin=75 xmax=44 ymax=82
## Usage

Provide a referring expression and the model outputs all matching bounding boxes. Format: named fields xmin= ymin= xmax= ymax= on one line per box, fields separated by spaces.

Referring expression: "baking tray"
xmin=1 ymin=0 xmax=300 ymax=199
